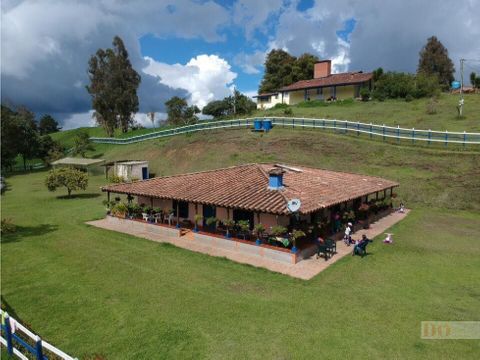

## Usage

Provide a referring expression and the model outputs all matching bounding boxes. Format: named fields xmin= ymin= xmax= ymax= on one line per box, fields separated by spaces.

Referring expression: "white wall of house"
xmin=256 ymin=94 xmax=284 ymax=109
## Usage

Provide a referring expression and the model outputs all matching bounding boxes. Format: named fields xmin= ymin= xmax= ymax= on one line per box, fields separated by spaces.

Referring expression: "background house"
xmin=255 ymin=60 xmax=373 ymax=109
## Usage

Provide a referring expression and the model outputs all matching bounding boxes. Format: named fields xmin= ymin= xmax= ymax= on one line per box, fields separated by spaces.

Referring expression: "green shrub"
xmin=426 ymin=97 xmax=438 ymax=114
xmin=270 ymin=225 xmax=287 ymax=236
xmin=283 ymin=108 xmax=293 ymax=116
xmin=405 ymin=94 xmax=414 ymax=102
xmin=272 ymin=103 xmax=289 ymax=109
xmin=297 ymin=100 xmax=328 ymax=108
xmin=109 ymin=175 xmax=125 ymax=183
xmin=359 ymin=88 xmax=370 ymax=101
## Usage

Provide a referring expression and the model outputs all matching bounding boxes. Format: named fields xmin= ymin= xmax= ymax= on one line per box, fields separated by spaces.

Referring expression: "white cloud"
xmin=61 ymin=111 xmax=96 ymax=130
xmin=143 ymin=55 xmax=237 ymax=109
xmin=234 ymin=50 xmax=266 ymax=74
xmin=233 ymin=0 xmax=284 ymax=39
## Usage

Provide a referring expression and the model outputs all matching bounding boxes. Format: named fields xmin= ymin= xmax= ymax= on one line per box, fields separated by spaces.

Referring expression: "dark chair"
xmin=316 ymin=243 xmax=330 ymax=261
xmin=325 ymin=239 xmax=336 ymax=254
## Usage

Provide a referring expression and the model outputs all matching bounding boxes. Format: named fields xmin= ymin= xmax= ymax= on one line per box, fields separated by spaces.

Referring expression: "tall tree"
xmin=86 ymin=36 xmax=141 ymax=136
xmin=470 ymin=72 xmax=480 ymax=89
xmin=292 ymin=53 xmax=319 ymax=82
xmin=165 ymin=97 xmax=199 ymax=126
xmin=38 ymin=114 xmax=61 ymax=135
xmin=72 ymin=131 xmax=95 ymax=158
xmin=16 ymin=107 xmax=40 ymax=170
xmin=1 ymin=105 xmax=20 ymax=171
xmin=202 ymin=90 xmax=256 ymax=119
xmin=259 ymin=49 xmax=296 ymax=93
xmin=417 ymin=36 xmax=455 ymax=89
xmin=37 ymin=135 xmax=65 ymax=165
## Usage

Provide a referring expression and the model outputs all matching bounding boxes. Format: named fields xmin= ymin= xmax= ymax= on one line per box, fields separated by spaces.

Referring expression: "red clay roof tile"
xmin=102 ymin=163 xmax=398 ymax=215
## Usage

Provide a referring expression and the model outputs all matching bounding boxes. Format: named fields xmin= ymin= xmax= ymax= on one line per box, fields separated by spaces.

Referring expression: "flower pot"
xmin=193 ymin=226 xmax=199 ymax=233
xmin=255 ymin=239 xmax=261 ymax=246
xmin=291 ymin=246 xmax=298 ymax=253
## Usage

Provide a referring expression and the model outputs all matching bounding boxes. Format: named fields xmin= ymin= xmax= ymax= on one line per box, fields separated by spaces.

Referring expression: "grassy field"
xmin=2 ymin=128 xmax=480 ymax=359
xmin=50 ymin=94 xmax=480 ymax=146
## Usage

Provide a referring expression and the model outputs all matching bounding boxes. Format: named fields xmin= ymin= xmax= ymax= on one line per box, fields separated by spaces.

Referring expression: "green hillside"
xmin=2 ymin=126 xmax=479 ymax=359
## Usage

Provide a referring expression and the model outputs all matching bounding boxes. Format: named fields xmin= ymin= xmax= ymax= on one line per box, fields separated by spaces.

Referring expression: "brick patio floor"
xmin=87 ymin=210 xmax=409 ymax=280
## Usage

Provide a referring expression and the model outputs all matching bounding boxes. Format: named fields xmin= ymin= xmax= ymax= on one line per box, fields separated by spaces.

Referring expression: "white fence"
xmin=89 ymin=117 xmax=480 ymax=146
xmin=1 ymin=309 xmax=76 ymax=360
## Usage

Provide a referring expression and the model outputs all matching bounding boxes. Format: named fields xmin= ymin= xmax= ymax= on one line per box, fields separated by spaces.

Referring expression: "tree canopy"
xmin=45 ymin=167 xmax=89 ymax=197
xmin=165 ymin=97 xmax=200 ymax=126
xmin=1 ymin=105 xmax=65 ymax=171
xmin=203 ymin=90 xmax=256 ymax=118
xmin=38 ymin=114 xmax=61 ymax=135
xmin=72 ymin=131 xmax=95 ymax=158
xmin=417 ymin=36 xmax=455 ymax=89
xmin=86 ymin=36 xmax=141 ymax=136
xmin=259 ymin=50 xmax=319 ymax=93
xmin=470 ymin=72 xmax=480 ymax=89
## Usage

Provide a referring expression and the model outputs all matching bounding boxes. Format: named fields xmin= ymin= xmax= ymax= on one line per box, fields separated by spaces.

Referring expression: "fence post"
xmin=345 ymin=121 xmax=348 ymax=134
xmin=370 ymin=123 xmax=373 ymax=139
xmin=293 ymin=118 xmax=295 ymax=128
xmin=283 ymin=118 xmax=285 ymax=128
xmin=412 ymin=128 xmax=415 ymax=144
xmin=383 ymin=124 xmax=386 ymax=141
xmin=428 ymin=129 xmax=431 ymax=145
xmin=357 ymin=121 xmax=360 ymax=136
xmin=397 ymin=125 xmax=400 ymax=143
xmin=463 ymin=131 xmax=467 ymax=148
xmin=323 ymin=119 xmax=325 ymax=129
xmin=302 ymin=117 xmax=305 ymax=128
xmin=334 ymin=119 xmax=336 ymax=131
xmin=445 ymin=130 xmax=448 ymax=147
xmin=35 ymin=335 xmax=44 ymax=360
xmin=4 ymin=314 xmax=13 ymax=355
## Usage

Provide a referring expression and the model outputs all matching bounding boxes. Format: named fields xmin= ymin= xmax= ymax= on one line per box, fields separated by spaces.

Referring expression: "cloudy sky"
xmin=1 ymin=0 xmax=479 ymax=129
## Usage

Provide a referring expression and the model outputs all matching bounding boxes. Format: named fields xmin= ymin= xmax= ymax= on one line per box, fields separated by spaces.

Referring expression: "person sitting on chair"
xmin=353 ymin=234 xmax=372 ymax=257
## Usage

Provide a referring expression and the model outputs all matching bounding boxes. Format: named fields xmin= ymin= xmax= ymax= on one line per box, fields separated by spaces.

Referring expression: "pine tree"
xmin=417 ymin=36 xmax=455 ymax=89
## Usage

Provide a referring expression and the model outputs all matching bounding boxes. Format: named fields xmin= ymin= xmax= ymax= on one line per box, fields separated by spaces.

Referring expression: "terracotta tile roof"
xmin=279 ymin=72 xmax=373 ymax=92
xmin=102 ymin=164 xmax=398 ymax=215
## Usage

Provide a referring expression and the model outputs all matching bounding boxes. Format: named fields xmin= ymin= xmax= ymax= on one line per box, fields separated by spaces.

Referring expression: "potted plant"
xmin=290 ymin=229 xmax=306 ymax=253
xmin=193 ymin=214 xmax=203 ymax=232
xmin=270 ymin=225 xmax=288 ymax=247
xmin=222 ymin=219 xmax=235 ymax=238
xmin=113 ymin=202 xmax=128 ymax=218
xmin=205 ymin=216 xmax=218 ymax=231
xmin=237 ymin=220 xmax=250 ymax=240
xmin=253 ymin=223 xmax=265 ymax=245
xmin=130 ymin=203 xmax=142 ymax=219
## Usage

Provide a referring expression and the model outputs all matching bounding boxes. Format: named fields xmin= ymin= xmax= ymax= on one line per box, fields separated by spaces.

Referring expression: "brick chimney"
xmin=314 ymin=60 xmax=332 ymax=78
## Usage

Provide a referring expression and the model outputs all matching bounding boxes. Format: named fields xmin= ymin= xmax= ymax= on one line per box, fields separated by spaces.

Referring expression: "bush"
xmin=45 ymin=167 xmax=88 ymax=197
xmin=405 ymin=94 xmax=414 ymax=102
xmin=297 ymin=100 xmax=328 ymax=108
xmin=1 ymin=218 xmax=16 ymax=234
xmin=283 ymin=108 xmax=293 ymax=116
xmin=109 ymin=175 xmax=125 ymax=183
xmin=272 ymin=103 xmax=289 ymax=109
xmin=372 ymin=71 xmax=441 ymax=100
xmin=359 ymin=88 xmax=370 ymax=101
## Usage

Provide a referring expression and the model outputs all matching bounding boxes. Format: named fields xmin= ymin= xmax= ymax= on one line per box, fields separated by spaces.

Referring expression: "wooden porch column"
xmin=256 ymin=212 xmax=261 ymax=225
xmin=150 ymin=197 xmax=154 ymax=208
xmin=376 ymin=191 xmax=379 ymax=200
xmin=107 ymin=191 xmax=110 ymax=203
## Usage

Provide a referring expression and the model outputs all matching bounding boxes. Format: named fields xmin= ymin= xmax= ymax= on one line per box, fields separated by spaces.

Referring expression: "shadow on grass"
xmin=57 ymin=193 xmax=100 ymax=200
xmin=90 ymin=153 xmax=104 ymax=159
xmin=1 ymin=224 xmax=59 ymax=244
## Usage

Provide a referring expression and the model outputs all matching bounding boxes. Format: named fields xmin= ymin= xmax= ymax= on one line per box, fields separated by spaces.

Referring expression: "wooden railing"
xmin=89 ymin=117 xmax=480 ymax=147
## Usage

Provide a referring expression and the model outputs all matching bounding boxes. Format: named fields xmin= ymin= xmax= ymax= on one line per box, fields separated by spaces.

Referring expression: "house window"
xmin=172 ymin=200 xmax=189 ymax=218
xmin=316 ymin=88 xmax=322 ymax=95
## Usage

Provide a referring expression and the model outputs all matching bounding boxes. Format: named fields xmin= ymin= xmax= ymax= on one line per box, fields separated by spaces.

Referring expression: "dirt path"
xmin=87 ymin=210 xmax=409 ymax=280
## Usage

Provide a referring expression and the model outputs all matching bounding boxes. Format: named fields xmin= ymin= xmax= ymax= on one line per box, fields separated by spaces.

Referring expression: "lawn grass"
xmin=256 ymin=93 xmax=480 ymax=132
xmin=1 ymin=169 xmax=479 ymax=359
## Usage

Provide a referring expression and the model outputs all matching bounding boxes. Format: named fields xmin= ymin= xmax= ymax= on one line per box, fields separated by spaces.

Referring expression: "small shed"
xmin=105 ymin=160 xmax=149 ymax=181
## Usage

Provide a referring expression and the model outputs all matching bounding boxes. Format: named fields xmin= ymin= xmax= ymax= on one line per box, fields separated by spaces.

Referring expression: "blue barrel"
xmin=253 ymin=119 xmax=263 ymax=131
xmin=451 ymin=81 xmax=461 ymax=89
xmin=263 ymin=119 xmax=272 ymax=132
